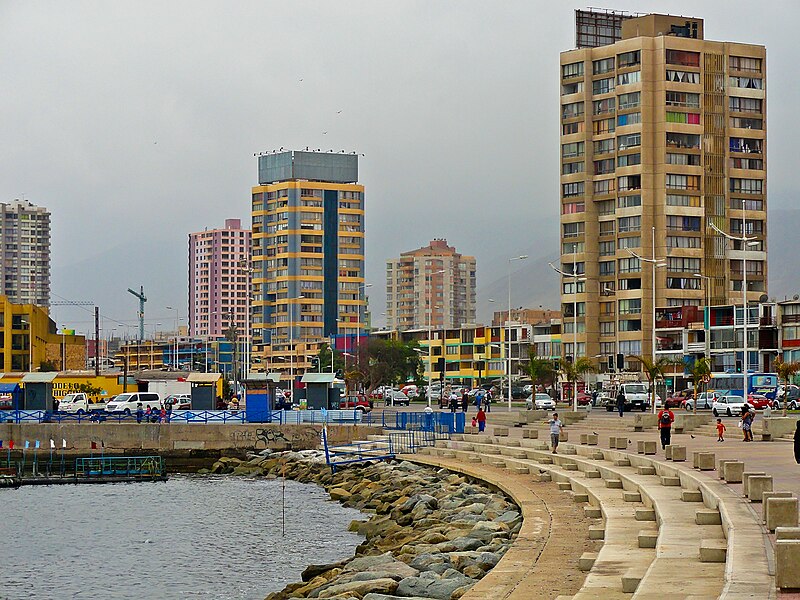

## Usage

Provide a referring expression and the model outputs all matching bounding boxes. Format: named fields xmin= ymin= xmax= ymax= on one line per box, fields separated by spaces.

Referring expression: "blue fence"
xmin=385 ymin=411 xmax=465 ymax=434
xmin=0 ymin=410 xmax=284 ymax=425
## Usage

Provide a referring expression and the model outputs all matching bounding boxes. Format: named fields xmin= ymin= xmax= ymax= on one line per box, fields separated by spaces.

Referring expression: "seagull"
xmin=322 ymin=131 xmax=328 ymax=135
xmin=592 ymin=431 xmax=598 ymax=436
xmin=337 ymin=110 xmax=343 ymax=114
xmin=690 ymin=434 xmax=695 ymax=439
xmin=299 ymin=78 xmax=304 ymax=82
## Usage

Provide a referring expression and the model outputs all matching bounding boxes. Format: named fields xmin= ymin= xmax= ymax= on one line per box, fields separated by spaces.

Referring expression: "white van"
xmin=105 ymin=392 xmax=162 ymax=415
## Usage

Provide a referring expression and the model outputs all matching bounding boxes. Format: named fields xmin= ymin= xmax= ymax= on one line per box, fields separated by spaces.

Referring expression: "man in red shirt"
xmin=657 ymin=406 xmax=675 ymax=450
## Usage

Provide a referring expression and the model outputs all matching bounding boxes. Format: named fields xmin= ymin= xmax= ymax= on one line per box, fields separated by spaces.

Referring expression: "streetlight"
xmin=426 ymin=269 xmax=446 ymax=408
xmin=507 ymin=255 xmax=528 ymax=411
xmin=708 ymin=215 xmax=761 ymax=374
xmin=549 ymin=262 xmax=586 ymax=412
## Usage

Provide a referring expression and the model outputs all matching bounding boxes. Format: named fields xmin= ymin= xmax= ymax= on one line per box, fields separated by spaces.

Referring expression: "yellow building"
xmin=559 ymin=11 xmax=766 ymax=369
xmin=251 ymin=151 xmax=366 ymax=373
xmin=0 ymin=295 xmax=84 ymax=372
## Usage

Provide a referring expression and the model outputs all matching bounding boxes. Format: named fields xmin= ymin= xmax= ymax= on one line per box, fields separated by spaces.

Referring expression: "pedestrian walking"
xmin=485 ymin=389 xmax=492 ymax=412
xmin=449 ymin=392 xmax=458 ymax=413
xmin=549 ymin=412 xmax=563 ymax=454
xmin=616 ymin=389 xmax=626 ymax=417
xmin=471 ymin=416 xmax=477 ymax=429
xmin=794 ymin=421 xmax=800 ymax=464
xmin=476 ymin=407 xmax=487 ymax=432
xmin=462 ymin=390 xmax=469 ymax=413
xmin=741 ymin=407 xmax=754 ymax=442
xmin=135 ymin=402 xmax=144 ymax=424
xmin=716 ymin=418 xmax=726 ymax=442
xmin=475 ymin=388 xmax=483 ymax=411
xmin=657 ymin=406 xmax=675 ymax=450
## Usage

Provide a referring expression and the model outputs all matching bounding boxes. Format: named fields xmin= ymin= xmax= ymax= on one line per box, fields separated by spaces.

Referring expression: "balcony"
xmin=686 ymin=341 xmax=706 ymax=353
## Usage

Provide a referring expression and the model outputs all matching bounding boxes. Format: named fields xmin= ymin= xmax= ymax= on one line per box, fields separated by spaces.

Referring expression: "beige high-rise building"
xmin=559 ymin=10 xmax=767 ymax=369
xmin=386 ymin=239 xmax=476 ymax=331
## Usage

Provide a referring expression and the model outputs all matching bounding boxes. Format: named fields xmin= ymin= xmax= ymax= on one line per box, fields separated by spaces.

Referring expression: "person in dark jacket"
xmin=616 ymin=390 xmax=626 ymax=417
xmin=794 ymin=421 xmax=800 ymax=464
xmin=461 ymin=390 xmax=469 ymax=413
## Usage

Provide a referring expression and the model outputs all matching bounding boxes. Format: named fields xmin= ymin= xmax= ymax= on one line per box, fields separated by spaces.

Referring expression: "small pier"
xmin=2 ymin=456 xmax=167 ymax=487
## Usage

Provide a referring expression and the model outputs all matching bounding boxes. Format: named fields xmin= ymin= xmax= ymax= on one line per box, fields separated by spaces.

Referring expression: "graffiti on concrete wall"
xmin=228 ymin=426 xmax=321 ymax=450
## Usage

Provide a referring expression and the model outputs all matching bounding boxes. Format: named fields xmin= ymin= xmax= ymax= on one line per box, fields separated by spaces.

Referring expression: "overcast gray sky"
xmin=1 ymin=0 xmax=797 ymax=336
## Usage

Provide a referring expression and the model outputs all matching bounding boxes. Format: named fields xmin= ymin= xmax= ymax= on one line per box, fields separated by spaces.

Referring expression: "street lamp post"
xmin=426 ymin=269 xmax=446 ymax=408
xmin=507 ymin=255 xmax=528 ymax=411
xmin=549 ymin=262 xmax=586 ymax=411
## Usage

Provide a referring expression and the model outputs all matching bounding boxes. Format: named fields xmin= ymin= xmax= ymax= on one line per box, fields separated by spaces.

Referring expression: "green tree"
xmin=629 ymin=355 xmax=679 ymax=413
xmin=685 ymin=357 xmax=711 ymax=415
xmin=317 ymin=342 xmax=346 ymax=374
xmin=357 ymin=339 xmax=421 ymax=393
xmin=775 ymin=357 xmax=800 ymax=417
xmin=559 ymin=356 xmax=595 ymax=407
xmin=525 ymin=352 xmax=557 ymax=395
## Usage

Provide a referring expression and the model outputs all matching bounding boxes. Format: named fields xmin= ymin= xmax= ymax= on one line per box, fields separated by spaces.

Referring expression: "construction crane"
xmin=127 ymin=286 xmax=147 ymax=342
xmin=51 ymin=300 xmax=94 ymax=306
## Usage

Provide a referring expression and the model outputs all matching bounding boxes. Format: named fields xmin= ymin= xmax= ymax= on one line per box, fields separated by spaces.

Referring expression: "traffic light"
xmin=311 ymin=356 xmax=320 ymax=371
xmin=335 ymin=369 xmax=343 ymax=379
xmin=735 ymin=360 xmax=742 ymax=373
xmin=616 ymin=353 xmax=625 ymax=371
xmin=608 ymin=355 xmax=615 ymax=371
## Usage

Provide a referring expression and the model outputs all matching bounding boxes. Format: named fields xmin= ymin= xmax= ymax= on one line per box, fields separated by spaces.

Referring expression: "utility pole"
xmin=127 ymin=286 xmax=147 ymax=341
xmin=94 ymin=307 xmax=100 ymax=377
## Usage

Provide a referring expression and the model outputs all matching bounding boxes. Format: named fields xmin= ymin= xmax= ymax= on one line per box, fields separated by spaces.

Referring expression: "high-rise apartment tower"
xmin=0 ymin=199 xmax=51 ymax=306
xmin=559 ymin=11 xmax=766 ymax=367
xmin=386 ymin=239 xmax=476 ymax=331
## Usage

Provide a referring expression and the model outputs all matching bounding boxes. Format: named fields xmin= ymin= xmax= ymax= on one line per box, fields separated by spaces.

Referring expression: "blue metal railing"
xmin=0 ymin=409 xmax=284 ymax=425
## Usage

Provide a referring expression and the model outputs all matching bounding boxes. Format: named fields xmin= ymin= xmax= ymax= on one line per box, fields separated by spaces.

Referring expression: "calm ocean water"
xmin=1 ymin=475 xmax=364 ymax=600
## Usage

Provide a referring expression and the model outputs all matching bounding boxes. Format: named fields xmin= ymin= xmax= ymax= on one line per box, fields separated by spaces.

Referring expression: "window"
xmin=667 ymin=277 xmax=701 ymax=290
xmin=597 ymin=199 xmax=615 ymax=215
xmin=594 ymin=138 xmax=615 ymax=155
xmin=562 ymin=141 xmax=585 ymax=158
xmin=666 ymin=153 xmax=700 ymax=166
xmin=619 ymin=320 xmax=642 ymax=332
xmin=562 ymin=182 xmax=585 ymax=197
xmin=730 ymin=219 xmax=764 ymax=236
xmin=562 ymin=81 xmax=584 ymax=95
xmin=730 ymin=117 xmax=763 ymax=129
xmin=593 ymin=57 xmax=614 ymax=74
xmin=666 ymin=235 xmax=701 ymax=249
xmin=593 ymin=118 xmax=616 ymax=134
xmin=619 ymin=257 xmax=641 ymax=273
xmin=666 ymin=174 xmax=700 ymax=190
xmin=666 ymin=49 xmax=700 ymax=67
xmin=618 ymin=194 xmax=641 ymax=208
xmin=617 ymin=236 xmax=641 ymax=249
xmin=617 ymin=71 xmax=641 ymax=85
xmin=562 ymin=102 xmax=585 ymax=119
xmin=729 ymin=76 xmax=763 ymax=90
xmin=618 ymin=175 xmax=641 ymax=191
xmin=666 ymin=133 xmax=700 ymax=148
xmin=619 ymin=298 xmax=642 ymax=314
xmin=600 ymin=321 xmax=615 ymax=336
xmin=593 ymin=178 xmax=616 ymax=195
xmin=666 ymin=91 xmax=700 ymax=107
xmin=617 ymin=112 xmax=641 ymax=126
xmin=593 ymin=158 xmax=615 ymax=175
xmin=617 ymin=133 xmax=640 ymax=149
xmin=618 ymin=278 xmax=641 ymax=290
xmin=598 ymin=260 xmax=616 ymax=277
xmin=562 ymin=121 xmax=584 ymax=135
xmin=666 ymin=215 xmax=701 ymax=231
xmin=563 ymin=222 xmax=585 ymax=238
xmin=666 ymin=111 xmax=701 ymax=124
xmin=593 ymin=98 xmax=616 ymax=115
xmin=562 ymin=261 xmax=585 ymax=275
xmin=593 ymin=77 xmax=615 ymax=95
xmin=729 ymin=56 xmax=762 ymax=73
xmin=620 ymin=340 xmax=642 ymax=354
xmin=666 ymin=194 xmax=701 ymax=206
xmin=599 ymin=221 xmax=615 ymax=236
xmin=730 ymin=157 xmax=764 ymax=170
xmin=563 ymin=241 xmax=584 ymax=253
xmin=562 ymin=161 xmax=585 ymax=175
xmin=666 ymin=70 xmax=700 ymax=84
xmin=562 ymin=201 xmax=585 ymax=214
xmin=599 ymin=240 xmax=615 ymax=256
xmin=617 ymin=50 xmax=641 ymax=68
xmin=618 ymin=216 xmax=641 ymax=233
xmin=729 ymin=97 xmax=762 ymax=113
xmin=562 ymin=61 xmax=584 ymax=78
xmin=618 ymin=91 xmax=640 ymax=109
xmin=730 ymin=179 xmax=763 ymax=195
xmin=667 ymin=257 xmax=701 ymax=273
xmin=731 ymin=197 xmax=763 ymax=211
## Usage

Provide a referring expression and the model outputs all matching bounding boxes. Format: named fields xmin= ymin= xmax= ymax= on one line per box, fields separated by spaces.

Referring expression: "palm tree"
xmin=525 ymin=352 xmax=557 ymax=396
xmin=559 ymin=356 xmax=595 ymax=408
xmin=685 ymin=357 xmax=712 ymax=415
xmin=628 ymin=355 xmax=678 ymax=413
xmin=775 ymin=357 xmax=800 ymax=417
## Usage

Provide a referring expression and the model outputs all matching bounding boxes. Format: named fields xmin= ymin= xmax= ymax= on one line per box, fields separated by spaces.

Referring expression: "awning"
xmin=301 ymin=373 xmax=336 ymax=384
xmin=186 ymin=373 xmax=221 ymax=383
xmin=0 ymin=383 xmax=19 ymax=392
xmin=22 ymin=372 xmax=58 ymax=383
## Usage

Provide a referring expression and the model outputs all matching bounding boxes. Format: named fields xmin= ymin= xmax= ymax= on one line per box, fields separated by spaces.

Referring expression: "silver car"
xmin=527 ymin=393 xmax=555 ymax=410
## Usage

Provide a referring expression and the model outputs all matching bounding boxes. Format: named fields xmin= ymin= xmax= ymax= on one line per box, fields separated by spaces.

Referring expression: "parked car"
xmin=604 ymin=383 xmax=650 ymax=412
xmin=712 ymin=395 xmax=748 ymax=417
xmin=105 ymin=392 xmax=162 ymax=415
xmin=339 ymin=394 xmax=372 ymax=413
xmin=523 ymin=384 xmax=534 ymax=396
xmin=576 ymin=392 xmax=592 ymax=406
xmin=527 ymin=393 xmax=555 ymax=410
xmin=400 ymin=384 xmax=419 ymax=398
xmin=746 ymin=394 xmax=772 ymax=410
xmin=164 ymin=394 xmax=191 ymax=410
xmin=384 ymin=390 xmax=410 ymax=406
xmin=665 ymin=389 xmax=693 ymax=409
xmin=684 ymin=391 xmax=721 ymax=411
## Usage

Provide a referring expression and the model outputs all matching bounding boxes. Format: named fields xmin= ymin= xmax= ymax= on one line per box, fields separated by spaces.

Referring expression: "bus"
xmin=708 ymin=372 xmax=779 ymax=400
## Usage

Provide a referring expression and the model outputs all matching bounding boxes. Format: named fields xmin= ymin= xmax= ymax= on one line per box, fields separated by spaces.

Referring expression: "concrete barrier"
xmin=522 ymin=428 xmax=538 ymax=439
xmin=747 ymin=475 xmax=773 ymax=502
xmin=718 ymin=459 xmax=735 ymax=480
xmin=743 ymin=471 xmax=767 ymax=496
xmin=776 ymin=540 xmax=800 ymax=589
xmin=767 ymin=497 xmax=799 ymax=532
xmin=697 ymin=452 xmax=715 ymax=471
xmin=664 ymin=445 xmax=673 ymax=460
xmin=670 ymin=445 xmax=687 ymax=462
xmin=764 ymin=492 xmax=795 ymax=524
xmin=723 ymin=461 xmax=745 ymax=483
xmin=493 ymin=426 xmax=509 ymax=436
xmin=615 ymin=436 xmax=628 ymax=450
xmin=586 ymin=433 xmax=598 ymax=445
xmin=763 ymin=416 xmax=800 ymax=439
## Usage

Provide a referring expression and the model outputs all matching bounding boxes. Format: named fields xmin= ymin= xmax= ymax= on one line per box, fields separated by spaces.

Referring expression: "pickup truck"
xmin=57 ymin=392 xmax=107 ymax=414
xmin=338 ymin=395 xmax=373 ymax=413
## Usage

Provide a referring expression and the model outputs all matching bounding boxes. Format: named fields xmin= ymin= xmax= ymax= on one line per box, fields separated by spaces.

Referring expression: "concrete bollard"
xmin=776 ymin=527 xmax=800 ymax=540
xmin=747 ymin=475 xmax=773 ymax=502
xmin=522 ymin=428 xmax=539 ymax=439
xmin=671 ymin=445 xmax=687 ymax=462
xmin=723 ymin=461 xmax=745 ymax=484
xmin=559 ymin=431 xmax=569 ymax=442
xmin=493 ymin=426 xmax=509 ymax=436
xmin=637 ymin=440 xmax=645 ymax=454
xmin=743 ymin=471 xmax=767 ymax=496
xmin=718 ymin=459 xmax=735 ymax=480
xmin=766 ymin=497 xmax=799 ymax=532
xmin=664 ymin=445 xmax=673 ymax=460
xmin=697 ymin=452 xmax=715 ymax=471
xmin=586 ymin=433 xmax=598 ymax=446
xmin=608 ymin=436 xmax=617 ymax=449
xmin=615 ymin=437 xmax=628 ymax=450
xmin=580 ymin=433 xmax=588 ymax=445
xmin=776 ymin=540 xmax=800 ymax=589
xmin=693 ymin=451 xmax=702 ymax=469
xmin=643 ymin=441 xmax=657 ymax=455
xmin=764 ymin=492 xmax=795 ymax=524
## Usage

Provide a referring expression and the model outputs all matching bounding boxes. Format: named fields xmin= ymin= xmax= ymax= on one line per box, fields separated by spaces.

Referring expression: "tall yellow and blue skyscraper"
xmin=250 ymin=151 xmax=365 ymax=371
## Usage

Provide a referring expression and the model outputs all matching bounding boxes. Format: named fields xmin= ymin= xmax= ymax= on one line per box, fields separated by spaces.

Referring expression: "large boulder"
xmin=316 ymin=577 xmax=398 ymax=598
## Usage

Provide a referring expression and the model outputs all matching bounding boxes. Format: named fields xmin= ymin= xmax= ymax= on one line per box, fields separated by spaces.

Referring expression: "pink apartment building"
xmin=189 ymin=218 xmax=251 ymax=339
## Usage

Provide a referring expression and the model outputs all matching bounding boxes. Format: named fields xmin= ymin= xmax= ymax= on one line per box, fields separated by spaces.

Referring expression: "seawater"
xmin=1 ymin=475 xmax=364 ymax=599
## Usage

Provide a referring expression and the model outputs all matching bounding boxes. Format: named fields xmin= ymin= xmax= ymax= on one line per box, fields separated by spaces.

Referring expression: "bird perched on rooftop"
xmin=690 ymin=435 xmax=695 ymax=439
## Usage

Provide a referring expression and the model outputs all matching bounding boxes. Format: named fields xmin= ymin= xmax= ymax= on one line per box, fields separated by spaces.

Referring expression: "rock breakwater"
xmin=208 ymin=451 xmax=521 ymax=600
